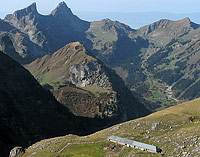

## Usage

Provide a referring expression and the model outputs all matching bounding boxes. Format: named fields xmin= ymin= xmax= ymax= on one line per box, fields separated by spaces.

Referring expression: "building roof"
xmin=108 ymin=136 xmax=158 ymax=152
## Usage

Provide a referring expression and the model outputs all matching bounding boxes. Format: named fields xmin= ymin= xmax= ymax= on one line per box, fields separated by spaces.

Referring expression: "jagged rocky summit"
xmin=4 ymin=2 xmax=89 ymax=59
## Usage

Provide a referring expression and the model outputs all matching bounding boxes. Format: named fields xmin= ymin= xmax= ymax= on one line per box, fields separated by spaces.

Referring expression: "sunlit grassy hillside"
xmin=23 ymin=98 xmax=200 ymax=156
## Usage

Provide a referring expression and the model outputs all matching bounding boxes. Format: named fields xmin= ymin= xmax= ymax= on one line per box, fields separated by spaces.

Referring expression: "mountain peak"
xmin=7 ymin=2 xmax=38 ymax=20
xmin=68 ymin=41 xmax=83 ymax=47
xmin=102 ymin=18 xmax=112 ymax=22
xmin=51 ymin=1 xmax=72 ymax=16
xmin=26 ymin=2 xmax=37 ymax=11
xmin=141 ymin=17 xmax=199 ymax=36
xmin=178 ymin=17 xmax=199 ymax=29
xmin=56 ymin=42 xmax=86 ymax=56
xmin=19 ymin=2 xmax=38 ymax=14
xmin=57 ymin=1 xmax=68 ymax=8
xmin=178 ymin=17 xmax=191 ymax=25
xmin=182 ymin=17 xmax=191 ymax=22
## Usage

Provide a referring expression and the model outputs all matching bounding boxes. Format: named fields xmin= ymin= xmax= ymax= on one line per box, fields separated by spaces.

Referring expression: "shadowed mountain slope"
xmin=0 ymin=51 xmax=75 ymax=156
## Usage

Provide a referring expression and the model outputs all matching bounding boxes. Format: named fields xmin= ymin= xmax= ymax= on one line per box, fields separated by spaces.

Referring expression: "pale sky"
xmin=1 ymin=0 xmax=200 ymax=16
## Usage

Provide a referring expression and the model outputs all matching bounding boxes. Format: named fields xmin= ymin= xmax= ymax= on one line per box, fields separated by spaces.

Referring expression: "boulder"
xmin=9 ymin=147 xmax=25 ymax=157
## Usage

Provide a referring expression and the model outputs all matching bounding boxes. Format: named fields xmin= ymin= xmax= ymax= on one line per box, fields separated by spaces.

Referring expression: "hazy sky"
xmin=1 ymin=0 xmax=200 ymax=16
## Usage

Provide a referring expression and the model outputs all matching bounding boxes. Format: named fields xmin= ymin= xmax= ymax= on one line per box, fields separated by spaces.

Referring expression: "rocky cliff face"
xmin=26 ymin=42 xmax=149 ymax=123
xmin=68 ymin=61 xmax=112 ymax=89
xmin=67 ymin=59 xmax=121 ymax=120
xmin=67 ymin=59 xmax=143 ymax=120
xmin=0 ymin=19 xmax=44 ymax=64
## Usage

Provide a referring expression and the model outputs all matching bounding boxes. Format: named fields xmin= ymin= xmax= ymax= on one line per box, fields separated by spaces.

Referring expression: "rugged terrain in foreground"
xmin=22 ymin=98 xmax=200 ymax=156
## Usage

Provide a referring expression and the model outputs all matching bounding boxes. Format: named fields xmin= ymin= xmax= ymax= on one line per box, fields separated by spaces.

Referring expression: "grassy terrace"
xmin=81 ymin=85 xmax=111 ymax=97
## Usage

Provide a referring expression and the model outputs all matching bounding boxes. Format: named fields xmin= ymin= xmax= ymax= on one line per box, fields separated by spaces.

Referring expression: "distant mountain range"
xmin=1 ymin=2 xmax=200 ymax=110
xmin=74 ymin=11 xmax=200 ymax=29
xmin=2 ymin=10 xmax=200 ymax=29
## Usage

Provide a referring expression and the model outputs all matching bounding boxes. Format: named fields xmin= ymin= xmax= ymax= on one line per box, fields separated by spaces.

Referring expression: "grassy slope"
xmin=137 ymin=18 xmax=195 ymax=46
xmin=23 ymin=98 xmax=200 ymax=156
